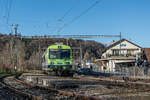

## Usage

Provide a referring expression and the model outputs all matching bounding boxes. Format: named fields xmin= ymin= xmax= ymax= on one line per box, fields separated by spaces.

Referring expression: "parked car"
xmin=77 ymin=68 xmax=97 ymax=75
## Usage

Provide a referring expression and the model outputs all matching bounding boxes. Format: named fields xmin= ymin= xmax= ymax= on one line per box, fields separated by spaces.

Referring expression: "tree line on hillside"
xmin=0 ymin=34 xmax=105 ymax=72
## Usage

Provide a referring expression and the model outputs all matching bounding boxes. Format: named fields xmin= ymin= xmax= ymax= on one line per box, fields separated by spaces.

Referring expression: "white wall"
xmin=102 ymin=40 xmax=142 ymax=58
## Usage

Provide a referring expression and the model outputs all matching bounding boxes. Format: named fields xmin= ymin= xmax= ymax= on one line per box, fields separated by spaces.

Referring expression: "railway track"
xmin=2 ymin=73 xmax=150 ymax=100
xmin=1 ymin=74 xmax=103 ymax=100
xmin=0 ymin=74 xmax=43 ymax=100
xmin=21 ymin=73 xmax=150 ymax=99
xmin=78 ymin=76 xmax=150 ymax=91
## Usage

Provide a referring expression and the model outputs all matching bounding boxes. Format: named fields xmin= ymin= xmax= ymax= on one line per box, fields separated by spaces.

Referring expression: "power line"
xmin=4 ymin=0 xmax=13 ymax=24
xmin=57 ymin=0 xmax=102 ymax=33
xmin=4 ymin=0 xmax=8 ymax=18
xmin=59 ymin=6 xmax=73 ymax=22
xmin=53 ymin=0 xmax=80 ymax=34
xmin=0 ymin=0 xmax=13 ymax=24
xmin=59 ymin=0 xmax=80 ymax=22
xmin=0 ymin=0 xmax=13 ymax=33
xmin=0 ymin=0 xmax=5 ymax=20
xmin=56 ymin=6 xmax=74 ymax=34
xmin=0 ymin=0 xmax=2 ymax=21
xmin=6 ymin=0 xmax=13 ymax=24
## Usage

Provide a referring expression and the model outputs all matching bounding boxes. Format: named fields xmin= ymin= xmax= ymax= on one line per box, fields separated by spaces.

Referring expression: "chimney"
xmin=112 ymin=40 xmax=115 ymax=44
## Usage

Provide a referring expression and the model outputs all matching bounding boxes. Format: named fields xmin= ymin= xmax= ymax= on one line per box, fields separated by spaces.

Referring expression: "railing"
xmin=105 ymin=54 xmax=136 ymax=58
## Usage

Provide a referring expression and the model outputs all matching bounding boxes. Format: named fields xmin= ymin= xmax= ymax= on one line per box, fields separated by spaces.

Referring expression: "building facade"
xmin=99 ymin=39 xmax=142 ymax=72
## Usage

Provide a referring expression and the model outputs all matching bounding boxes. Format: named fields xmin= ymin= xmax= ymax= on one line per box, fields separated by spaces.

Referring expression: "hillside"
xmin=0 ymin=34 xmax=105 ymax=71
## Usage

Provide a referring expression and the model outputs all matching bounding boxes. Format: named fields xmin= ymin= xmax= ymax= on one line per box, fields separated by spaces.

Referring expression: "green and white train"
xmin=42 ymin=43 xmax=73 ymax=76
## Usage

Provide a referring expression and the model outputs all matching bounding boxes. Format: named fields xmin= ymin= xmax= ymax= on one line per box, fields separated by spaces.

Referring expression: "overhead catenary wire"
xmin=0 ymin=0 xmax=13 ymax=33
xmin=53 ymin=0 xmax=80 ymax=34
xmin=58 ymin=6 xmax=73 ymax=22
xmin=0 ymin=0 xmax=8 ymax=30
xmin=0 ymin=0 xmax=13 ymax=24
xmin=0 ymin=0 xmax=5 ymax=20
xmin=4 ymin=0 xmax=8 ymax=19
xmin=4 ymin=0 xmax=12 ymax=24
xmin=6 ymin=0 xmax=13 ymax=24
xmin=3 ymin=0 xmax=13 ymax=33
xmin=0 ymin=0 xmax=2 ymax=22
xmin=57 ymin=0 xmax=102 ymax=33
xmin=59 ymin=0 xmax=80 ymax=22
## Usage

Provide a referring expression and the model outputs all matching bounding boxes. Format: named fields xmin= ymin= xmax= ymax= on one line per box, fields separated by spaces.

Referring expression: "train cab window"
xmin=49 ymin=50 xmax=59 ymax=59
xmin=49 ymin=49 xmax=70 ymax=59
xmin=60 ymin=50 xmax=70 ymax=59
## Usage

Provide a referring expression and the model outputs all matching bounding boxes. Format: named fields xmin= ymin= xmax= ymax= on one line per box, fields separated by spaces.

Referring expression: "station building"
xmin=143 ymin=48 xmax=150 ymax=63
xmin=96 ymin=38 xmax=142 ymax=72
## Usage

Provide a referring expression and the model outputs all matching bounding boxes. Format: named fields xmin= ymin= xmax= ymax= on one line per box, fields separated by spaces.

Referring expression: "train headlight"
xmin=66 ymin=62 xmax=70 ymax=65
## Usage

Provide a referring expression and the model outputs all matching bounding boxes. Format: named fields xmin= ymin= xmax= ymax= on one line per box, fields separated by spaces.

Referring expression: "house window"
xmin=112 ymin=50 xmax=119 ymax=56
xmin=127 ymin=50 xmax=134 ymax=56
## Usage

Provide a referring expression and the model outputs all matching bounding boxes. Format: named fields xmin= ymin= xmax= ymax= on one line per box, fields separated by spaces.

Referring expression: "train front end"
xmin=42 ymin=44 xmax=73 ymax=76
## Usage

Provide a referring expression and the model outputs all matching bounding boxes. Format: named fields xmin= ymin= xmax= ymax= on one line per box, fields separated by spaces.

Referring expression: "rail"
xmin=0 ymin=74 xmax=43 ymax=100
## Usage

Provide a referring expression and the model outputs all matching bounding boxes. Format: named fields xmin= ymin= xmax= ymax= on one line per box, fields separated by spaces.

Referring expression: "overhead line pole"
xmin=119 ymin=32 xmax=122 ymax=56
xmin=13 ymin=24 xmax=18 ymax=71
xmin=38 ymin=38 xmax=41 ymax=70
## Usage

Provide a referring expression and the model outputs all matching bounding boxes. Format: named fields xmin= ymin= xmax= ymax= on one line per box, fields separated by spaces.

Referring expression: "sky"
xmin=0 ymin=0 xmax=150 ymax=47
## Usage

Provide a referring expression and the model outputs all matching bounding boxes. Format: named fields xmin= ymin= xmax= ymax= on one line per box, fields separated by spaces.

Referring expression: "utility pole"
xmin=66 ymin=38 xmax=69 ymax=45
xmin=13 ymin=24 xmax=18 ymax=35
xmin=80 ymin=43 xmax=83 ymax=68
xmin=119 ymin=32 xmax=122 ymax=56
xmin=38 ymin=38 xmax=41 ymax=70
xmin=13 ymin=24 xmax=19 ymax=71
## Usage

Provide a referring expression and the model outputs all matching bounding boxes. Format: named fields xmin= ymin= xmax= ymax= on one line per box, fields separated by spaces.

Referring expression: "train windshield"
xmin=49 ymin=50 xmax=71 ymax=59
